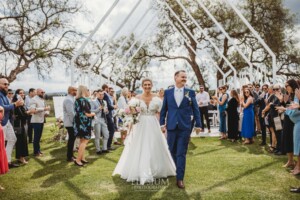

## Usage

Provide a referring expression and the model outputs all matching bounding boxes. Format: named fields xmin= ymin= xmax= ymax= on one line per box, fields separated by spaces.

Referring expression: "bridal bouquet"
xmin=117 ymin=98 xmax=141 ymax=127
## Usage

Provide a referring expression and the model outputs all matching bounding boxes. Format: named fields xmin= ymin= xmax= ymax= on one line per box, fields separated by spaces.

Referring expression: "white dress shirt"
xmin=196 ymin=91 xmax=210 ymax=107
xmin=30 ymin=96 xmax=46 ymax=123
xmin=174 ymin=86 xmax=184 ymax=107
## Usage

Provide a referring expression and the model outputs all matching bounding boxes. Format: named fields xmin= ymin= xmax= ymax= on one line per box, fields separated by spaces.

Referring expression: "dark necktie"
xmin=98 ymin=99 xmax=105 ymax=118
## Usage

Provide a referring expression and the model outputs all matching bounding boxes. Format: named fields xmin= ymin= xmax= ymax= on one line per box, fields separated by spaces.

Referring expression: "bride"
xmin=113 ymin=78 xmax=176 ymax=185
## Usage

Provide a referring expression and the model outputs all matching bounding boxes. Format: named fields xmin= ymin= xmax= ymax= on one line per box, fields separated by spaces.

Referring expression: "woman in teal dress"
xmin=73 ymin=85 xmax=95 ymax=167
xmin=241 ymin=88 xmax=254 ymax=144
xmin=213 ymin=86 xmax=229 ymax=140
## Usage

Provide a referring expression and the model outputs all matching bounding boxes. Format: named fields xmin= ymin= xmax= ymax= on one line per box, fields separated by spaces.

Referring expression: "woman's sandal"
xmin=268 ymin=147 xmax=276 ymax=153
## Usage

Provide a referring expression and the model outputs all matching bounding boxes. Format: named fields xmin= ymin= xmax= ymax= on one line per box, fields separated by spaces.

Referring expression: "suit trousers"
xmin=199 ymin=106 xmax=210 ymax=130
xmin=94 ymin=118 xmax=109 ymax=151
xmin=3 ymin=122 xmax=17 ymax=163
xmin=106 ymin=116 xmax=115 ymax=148
xmin=167 ymin=128 xmax=190 ymax=180
xmin=32 ymin=123 xmax=44 ymax=154
xmin=66 ymin=127 xmax=76 ymax=160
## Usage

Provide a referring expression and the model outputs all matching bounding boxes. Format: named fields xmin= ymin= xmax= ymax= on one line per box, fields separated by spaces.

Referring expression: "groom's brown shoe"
xmin=177 ymin=180 xmax=185 ymax=189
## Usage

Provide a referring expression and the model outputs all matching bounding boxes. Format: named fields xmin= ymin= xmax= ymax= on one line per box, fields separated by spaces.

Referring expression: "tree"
xmin=75 ymin=34 xmax=152 ymax=90
xmin=0 ymin=0 xmax=82 ymax=82
xmin=139 ymin=0 xmax=300 ymax=88
xmin=108 ymin=34 xmax=152 ymax=91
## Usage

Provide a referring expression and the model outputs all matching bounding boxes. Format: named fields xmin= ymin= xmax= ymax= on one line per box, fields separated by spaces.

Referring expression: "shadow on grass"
xmin=31 ymin=144 xmax=96 ymax=189
xmin=202 ymin=160 xmax=281 ymax=193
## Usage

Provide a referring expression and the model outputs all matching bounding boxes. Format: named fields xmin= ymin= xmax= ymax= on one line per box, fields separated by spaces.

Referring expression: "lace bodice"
xmin=138 ymin=97 xmax=162 ymax=116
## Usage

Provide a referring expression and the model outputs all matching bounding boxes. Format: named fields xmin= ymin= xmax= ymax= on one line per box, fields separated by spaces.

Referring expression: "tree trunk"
xmin=0 ymin=63 xmax=30 ymax=83
xmin=186 ymin=37 xmax=205 ymax=88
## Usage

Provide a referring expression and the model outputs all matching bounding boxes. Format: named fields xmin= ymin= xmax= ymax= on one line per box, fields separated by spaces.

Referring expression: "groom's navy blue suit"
xmin=160 ymin=87 xmax=201 ymax=180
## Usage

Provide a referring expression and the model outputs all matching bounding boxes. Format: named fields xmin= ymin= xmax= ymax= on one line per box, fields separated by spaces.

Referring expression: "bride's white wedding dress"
xmin=113 ymin=96 xmax=176 ymax=185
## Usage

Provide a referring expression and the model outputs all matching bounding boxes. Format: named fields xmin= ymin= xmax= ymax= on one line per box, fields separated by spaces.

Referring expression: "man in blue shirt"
xmin=0 ymin=78 xmax=24 ymax=168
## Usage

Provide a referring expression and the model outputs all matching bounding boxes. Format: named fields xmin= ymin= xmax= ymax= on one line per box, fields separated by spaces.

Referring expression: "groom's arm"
xmin=191 ymin=90 xmax=202 ymax=128
xmin=160 ymin=91 xmax=168 ymax=126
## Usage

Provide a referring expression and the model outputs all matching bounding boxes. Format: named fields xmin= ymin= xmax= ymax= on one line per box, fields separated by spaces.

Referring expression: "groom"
xmin=160 ymin=70 xmax=202 ymax=189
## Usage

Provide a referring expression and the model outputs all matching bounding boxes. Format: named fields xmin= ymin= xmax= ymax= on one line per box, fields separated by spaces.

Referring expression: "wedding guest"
xmin=248 ymin=83 xmax=259 ymax=136
xmin=226 ymin=90 xmax=240 ymax=142
xmin=12 ymin=89 xmax=30 ymax=164
xmin=241 ymin=88 xmax=255 ymax=144
xmin=91 ymin=90 xmax=97 ymax=101
xmin=238 ymin=85 xmax=249 ymax=139
xmin=254 ymin=84 xmax=262 ymax=134
xmin=117 ymin=87 xmax=129 ymax=143
xmin=262 ymin=85 xmax=282 ymax=153
xmin=280 ymin=79 xmax=298 ymax=167
xmin=254 ymin=83 xmax=262 ymax=95
xmin=0 ymin=106 xmax=9 ymax=190
xmin=196 ymin=85 xmax=211 ymax=133
xmin=127 ymin=91 xmax=132 ymax=101
xmin=73 ymin=85 xmax=95 ymax=166
xmin=29 ymin=88 xmax=50 ymax=157
xmin=102 ymin=84 xmax=117 ymax=150
xmin=157 ymin=88 xmax=164 ymax=101
xmin=108 ymin=87 xmax=120 ymax=145
xmin=7 ymin=89 xmax=13 ymax=103
xmin=117 ymin=87 xmax=129 ymax=109
xmin=0 ymin=78 xmax=24 ymax=168
xmin=63 ymin=86 xmax=77 ymax=162
xmin=277 ymin=86 xmax=300 ymax=175
xmin=213 ymin=86 xmax=229 ymax=139
xmin=91 ymin=90 xmax=109 ymax=154
xmin=131 ymin=91 xmax=137 ymax=98
xmin=25 ymin=88 xmax=36 ymax=143
xmin=256 ymin=84 xmax=269 ymax=145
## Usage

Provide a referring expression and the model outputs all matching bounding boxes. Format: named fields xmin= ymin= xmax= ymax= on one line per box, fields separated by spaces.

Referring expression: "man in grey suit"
xmin=63 ymin=86 xmax=77 ymax=161
xmin=91 ymin=89 xmax=110 ymax=154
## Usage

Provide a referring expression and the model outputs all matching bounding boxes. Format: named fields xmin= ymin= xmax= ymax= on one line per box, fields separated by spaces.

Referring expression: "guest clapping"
xmin=212 ymin=86 xmax=229 ymax=140
xmin=12 ymin=89 xmax=30 ymax=164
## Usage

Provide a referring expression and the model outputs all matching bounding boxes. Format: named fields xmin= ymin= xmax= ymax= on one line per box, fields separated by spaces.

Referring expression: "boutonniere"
xmin=185 ymin=91 xmax=192 ymax=105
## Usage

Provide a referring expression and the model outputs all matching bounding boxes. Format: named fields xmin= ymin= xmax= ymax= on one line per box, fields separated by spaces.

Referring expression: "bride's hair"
xmin=141 ymin=78 xmax=153 ymax=86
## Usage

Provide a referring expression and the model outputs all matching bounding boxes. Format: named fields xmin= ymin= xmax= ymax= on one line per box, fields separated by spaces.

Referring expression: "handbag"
xmin=273 ymin=116 xmax=282 ymax=131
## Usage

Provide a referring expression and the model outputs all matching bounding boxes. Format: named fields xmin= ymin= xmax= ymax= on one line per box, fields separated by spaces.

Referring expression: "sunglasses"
xmin=41 ymin=92 xmax=45 ymax=94
xmin=1 ymin=83 xmax=10 ymax=86
xmin=8 ymin=92 xmax=13 ymax=94
xmin=255 ymin=86 xmax=260 ymax=88
xmin=273 ymin=88 xmax=279 ymax=91
xmin=262 ymin=87 xmax=268 ymax=90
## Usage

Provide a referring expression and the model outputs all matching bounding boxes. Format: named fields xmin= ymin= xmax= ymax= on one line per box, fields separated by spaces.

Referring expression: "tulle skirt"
xmin=113 ymin=115 xmax=176 ymax=185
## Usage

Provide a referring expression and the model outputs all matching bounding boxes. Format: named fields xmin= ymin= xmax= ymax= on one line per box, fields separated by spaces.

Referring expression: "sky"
xmin=8 ymin=0 xmax=300 ymax=93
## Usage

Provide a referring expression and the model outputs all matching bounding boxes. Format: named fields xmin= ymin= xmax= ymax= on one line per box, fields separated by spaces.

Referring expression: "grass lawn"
xmin=0 ymin=117 xmax=299 ymax=200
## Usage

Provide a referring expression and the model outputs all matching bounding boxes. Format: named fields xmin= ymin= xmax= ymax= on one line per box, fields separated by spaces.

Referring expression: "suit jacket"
xmin=160 ymin=87 xmax=201 ymax=131
xmin=103 ymin=93 xmax=114 ymax=118
xmin=0 ymin=90 xmax=14 ymax=126
xmin=63 ymin=95 xmax=75 ymax=127
xmin=90 ymin=99 xmax=108 ymax=124
xmin=30 ymin=96 xmax=46 ymax=123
